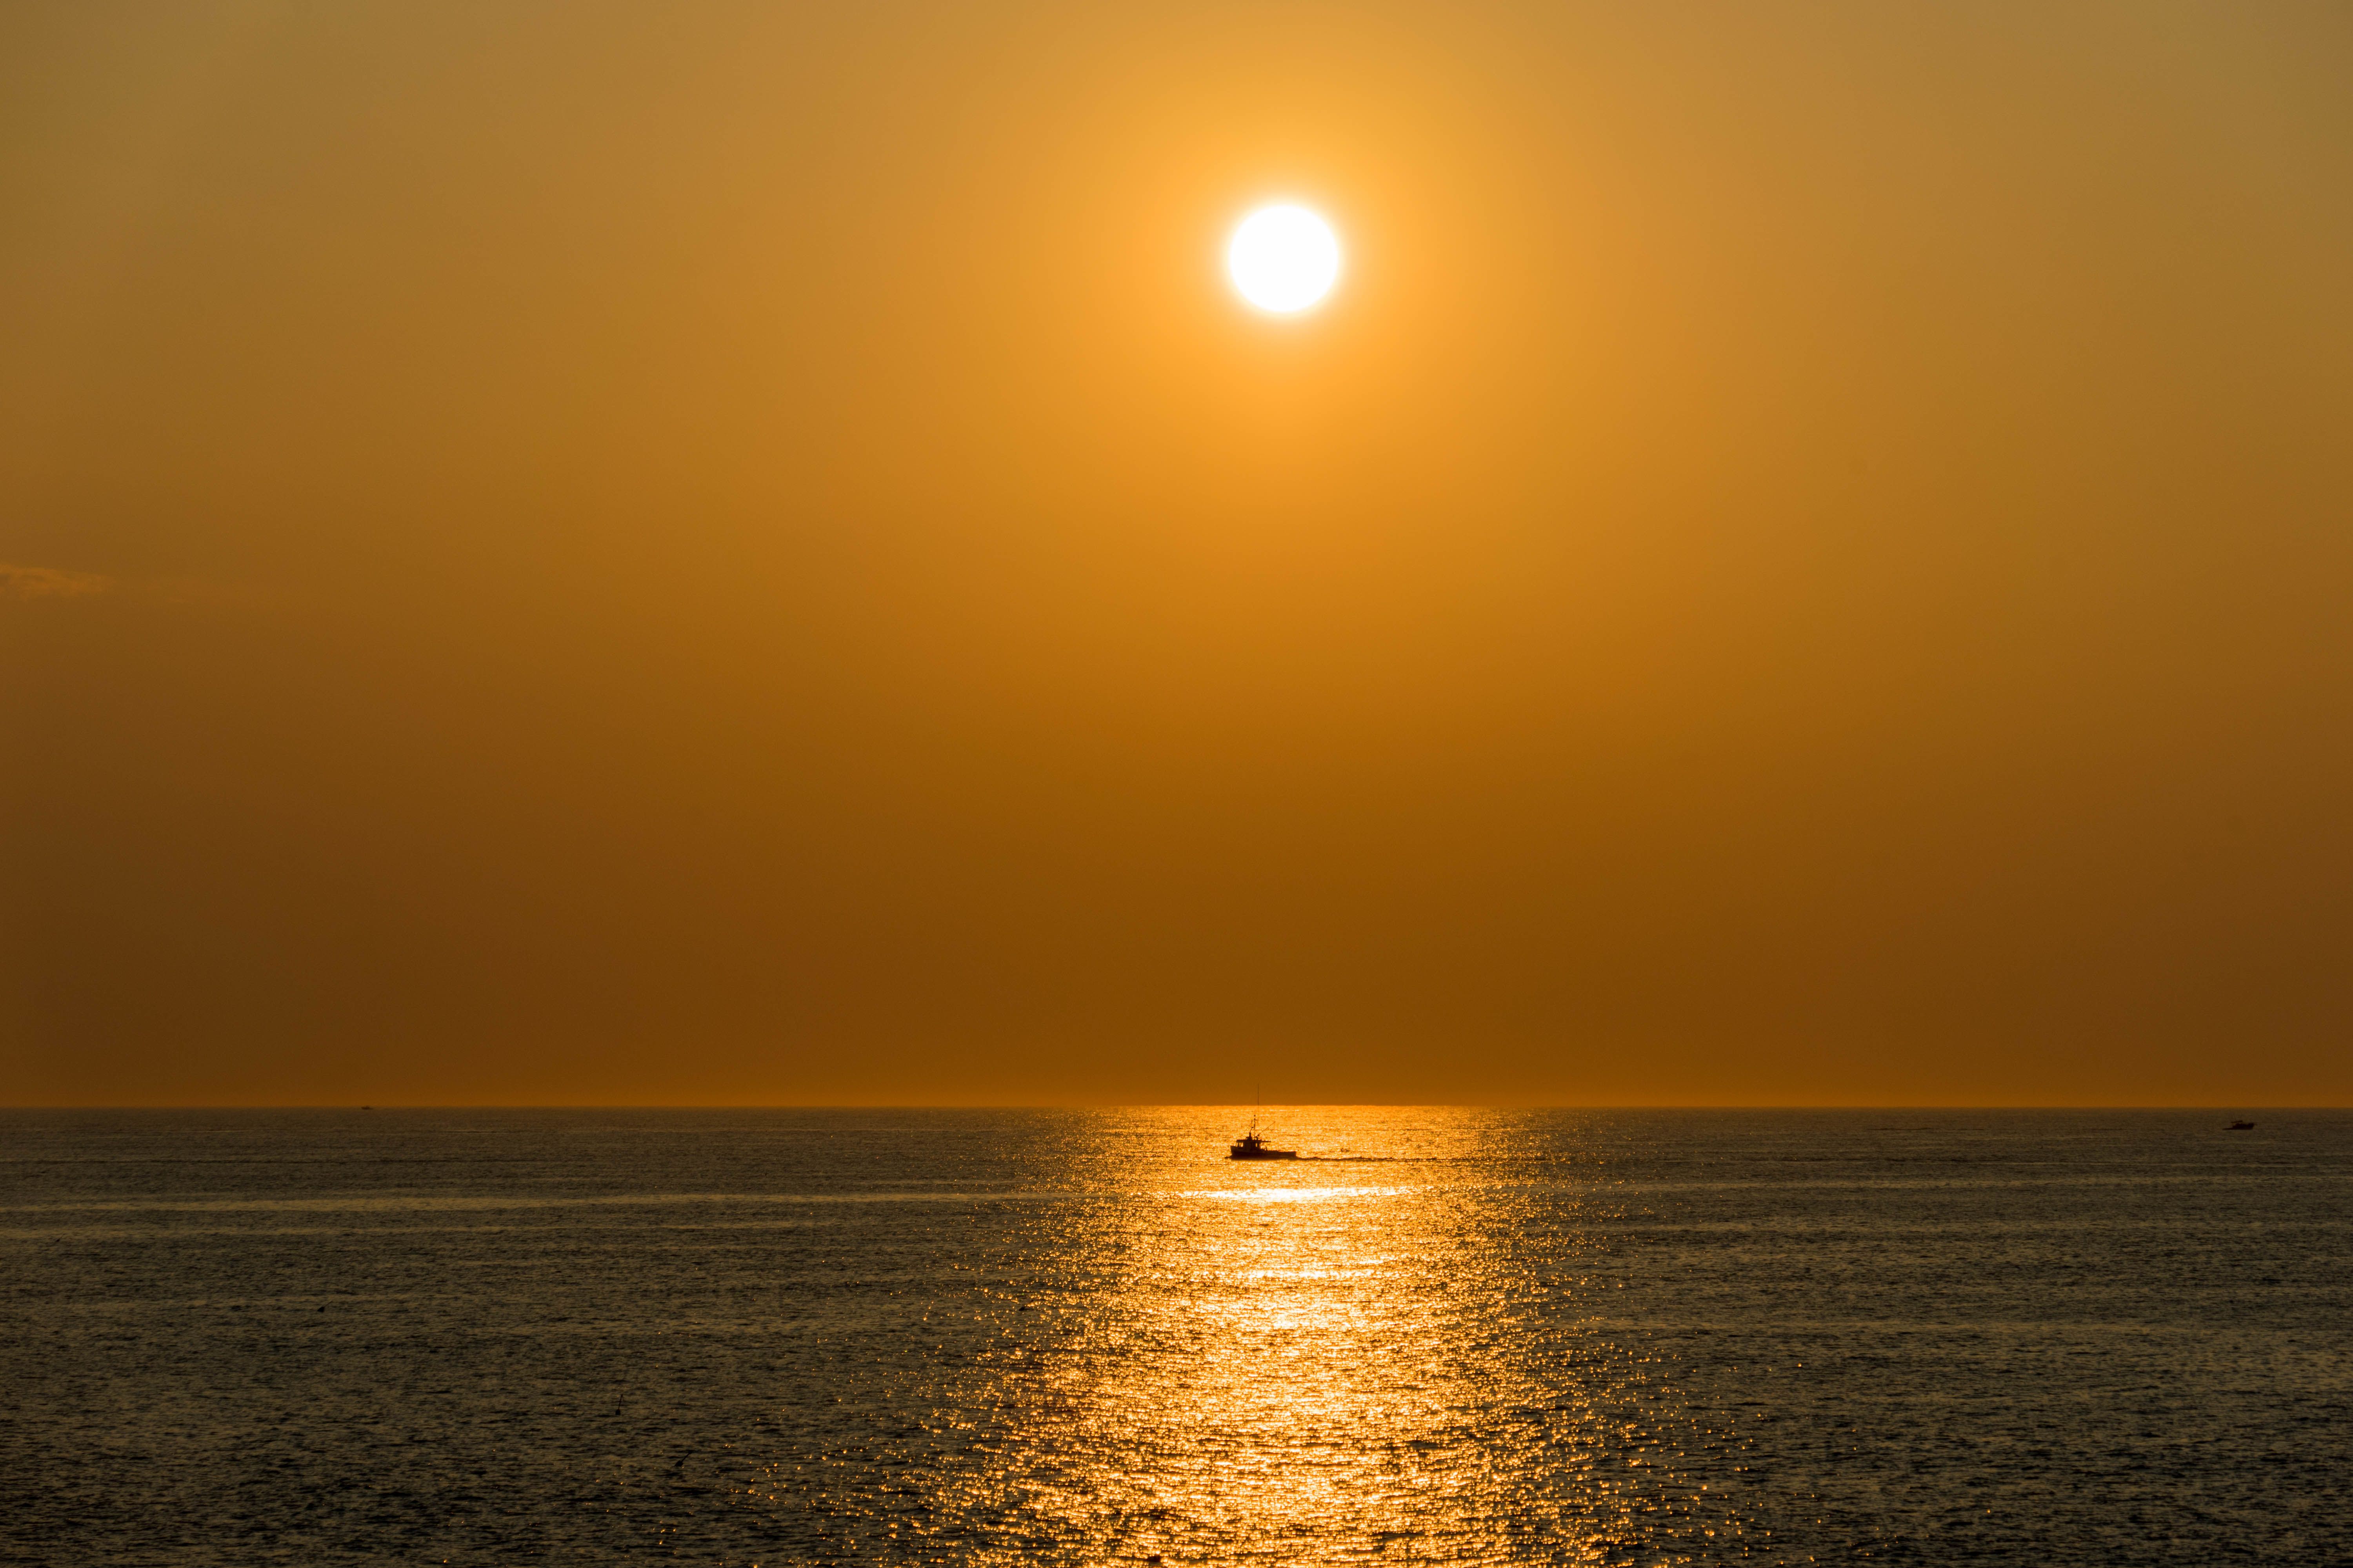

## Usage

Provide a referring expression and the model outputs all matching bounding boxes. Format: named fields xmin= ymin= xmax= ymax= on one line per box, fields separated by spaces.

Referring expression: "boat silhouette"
xmin=1228 ymin=1120 xmax=1298 ymax=1160
xmin=2226 ymin=1119 xmax=2256 ymax=1131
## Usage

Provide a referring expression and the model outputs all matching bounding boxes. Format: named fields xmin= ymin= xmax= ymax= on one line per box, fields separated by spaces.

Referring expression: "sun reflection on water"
xmin=926 ymin=1109 xmax=1748 ymax=1564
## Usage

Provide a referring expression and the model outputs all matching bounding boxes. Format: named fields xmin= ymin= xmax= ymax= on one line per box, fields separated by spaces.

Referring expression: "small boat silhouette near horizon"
xmin=2226 ymin=1119 xmax=2256 ymax=1130
xmin=1229 ymin=1123 xmax=1298 ymax=1160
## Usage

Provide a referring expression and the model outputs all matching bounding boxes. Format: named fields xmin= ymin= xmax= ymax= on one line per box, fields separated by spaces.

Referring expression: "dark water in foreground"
xmin=4 ymin=1108 xmax=2347 ymax=1565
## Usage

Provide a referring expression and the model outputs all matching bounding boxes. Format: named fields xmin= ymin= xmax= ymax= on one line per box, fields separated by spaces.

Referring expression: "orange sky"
xmin=4 ymin=1 xmax=2350 ymax=1106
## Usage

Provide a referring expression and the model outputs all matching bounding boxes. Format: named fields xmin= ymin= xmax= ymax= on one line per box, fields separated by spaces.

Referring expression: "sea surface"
xmin=4 ymin=1108 xmax=2347 ymax=1565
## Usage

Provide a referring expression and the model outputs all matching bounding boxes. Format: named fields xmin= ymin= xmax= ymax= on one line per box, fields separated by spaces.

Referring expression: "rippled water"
xmin=4 ymin=1108 xmax=2347 ymax=1564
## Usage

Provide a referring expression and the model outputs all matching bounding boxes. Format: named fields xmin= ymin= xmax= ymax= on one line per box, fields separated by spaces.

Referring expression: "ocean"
xmin=4 ymin=1108 xmax=2346 ymax=1564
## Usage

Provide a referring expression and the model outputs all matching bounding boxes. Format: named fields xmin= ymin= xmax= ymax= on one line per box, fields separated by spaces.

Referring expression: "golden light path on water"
xmin=892 ymin=1110 xmax=1752 ymax=1563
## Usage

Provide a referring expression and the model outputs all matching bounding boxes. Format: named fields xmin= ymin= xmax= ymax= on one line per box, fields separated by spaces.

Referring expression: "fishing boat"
xmin=1228 ymin=1121 xmax=1298 ymax=1160
xmin=2226 ymin=1119 xmax=2256 ymax=1131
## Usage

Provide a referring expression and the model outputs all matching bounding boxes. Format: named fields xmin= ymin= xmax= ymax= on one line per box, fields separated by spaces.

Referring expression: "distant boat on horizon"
xmin=2226 ymin=1119 xmax=2256 ymax=1131
xmin=1229 ymin=1120 xmax=1298 ymax=1160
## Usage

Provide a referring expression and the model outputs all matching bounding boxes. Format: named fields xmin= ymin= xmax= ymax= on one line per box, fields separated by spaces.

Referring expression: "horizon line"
xmin=4 ymin=1102 xmax=2341 ymax=1112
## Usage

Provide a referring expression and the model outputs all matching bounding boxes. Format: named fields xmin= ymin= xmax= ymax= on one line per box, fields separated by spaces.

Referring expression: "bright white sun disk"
xmin=1227 ymin=205 xmax=1341 ymax=313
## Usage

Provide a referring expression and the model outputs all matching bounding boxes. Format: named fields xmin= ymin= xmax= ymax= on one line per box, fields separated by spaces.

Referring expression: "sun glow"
xmin=1226 ymin=204 xmax=1341 ymax=313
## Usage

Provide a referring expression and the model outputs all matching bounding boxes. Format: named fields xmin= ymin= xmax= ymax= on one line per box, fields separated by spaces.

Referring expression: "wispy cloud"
xmin=1 ymin=563 xmax=113 ymax=600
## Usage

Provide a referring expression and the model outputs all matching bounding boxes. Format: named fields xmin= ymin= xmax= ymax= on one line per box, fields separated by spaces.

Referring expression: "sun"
xmin=1226 ymin=204 xmax=1341 ymax=314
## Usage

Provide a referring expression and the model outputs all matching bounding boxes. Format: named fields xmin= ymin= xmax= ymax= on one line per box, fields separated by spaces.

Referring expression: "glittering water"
xmin=4 ymin=1109 xmax=2347 ymax=1564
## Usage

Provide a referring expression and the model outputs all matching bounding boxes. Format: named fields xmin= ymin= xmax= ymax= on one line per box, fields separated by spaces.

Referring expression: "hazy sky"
xmin=5 ymin=2 xmax=2350 ymax=1106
